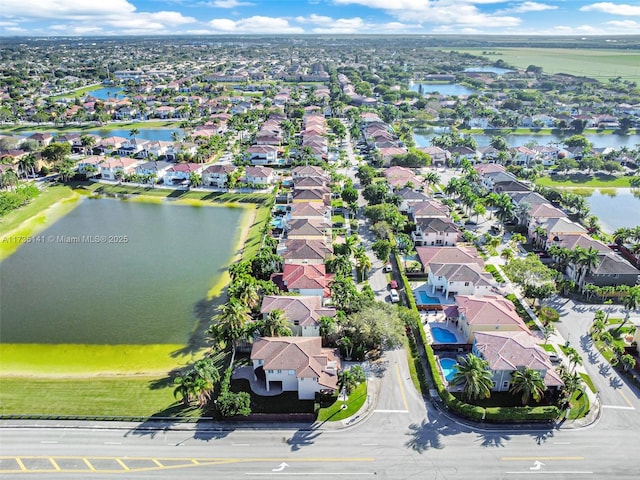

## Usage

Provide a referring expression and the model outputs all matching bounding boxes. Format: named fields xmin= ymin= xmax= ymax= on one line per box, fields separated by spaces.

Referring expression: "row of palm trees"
xmin=590 ymin=309 xmax=637 ymax=372
xmin=450 ymin=354 xmax=549 ymax=406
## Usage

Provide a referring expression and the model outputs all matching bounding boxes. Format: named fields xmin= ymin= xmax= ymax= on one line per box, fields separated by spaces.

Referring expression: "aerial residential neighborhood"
xmin=1 ymin=17 xmax=640 ymax=479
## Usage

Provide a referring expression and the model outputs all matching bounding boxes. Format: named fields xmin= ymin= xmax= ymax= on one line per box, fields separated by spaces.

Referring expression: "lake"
xmin=579 ymin=188 xmax=640 ymax=234
xmin=19 ymin=128 xmax=181 ymax=142
xmin=0 ymin=198 xmax=244 ymax=344
xmin=414 ymin=129 xmax=640 ymax=150
xmin=464 ymin=67 xmax=513 ymax=75
xmin=86 ymin=87 xmax=125 ymax=100
xmin=409 ymin=83 xmax=478 ymax=97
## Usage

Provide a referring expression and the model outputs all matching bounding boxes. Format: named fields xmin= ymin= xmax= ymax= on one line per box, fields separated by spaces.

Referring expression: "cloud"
xmin=332 ymin=0 xmax=521 ymax=28
xmin=204 ymin=0 xmax=254 ymax=7
xmin=2 ymin=0 xmax=136 ymax=19
xmin=209 ymin=16 xmax=305 ymax=33
xmin=294 ymin=14 xmax=422 ymax=33
xmin=502 ymin=2 xmax=558 ymax=14
xmin=580 ymin=3 xmax=640 ymax=16
xmin=605 ymin=19 xmax=640 ymax=28
xmin=2 ymin=0 xmax=196 ymax=34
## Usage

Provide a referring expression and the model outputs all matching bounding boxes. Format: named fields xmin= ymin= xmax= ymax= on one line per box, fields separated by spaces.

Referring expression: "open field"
xmin=536 ymin=174 xmax=635 ymax=188
xmin=454 ymin=48 xmax=640 ymax=84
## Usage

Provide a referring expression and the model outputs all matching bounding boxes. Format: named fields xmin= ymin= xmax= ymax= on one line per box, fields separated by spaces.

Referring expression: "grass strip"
xmin=317 ymin=382 xmax=367 ymax=422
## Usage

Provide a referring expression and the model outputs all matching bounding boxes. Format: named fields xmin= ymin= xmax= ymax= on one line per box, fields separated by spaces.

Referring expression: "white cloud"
xmin=294 ymin=14 xmax=422 ymax=33
xmin=2 ymin=0 xmax=136 ymax=19
xmin=333 ymin=0 xmax=521 ymax=28
xmin=605 ymin=19 xmax=640 ymax=28
xmin=205 ymin=0 xmax=254 ymax=7
xmin=580 ymin=3 xmax=640 ymax=16
xmin=502 ymin=2 xmax=558 ymax=14
xmin=209 ymin=16 xmax=305 ymax=33
xmin=2 ymin=0 xmax=197 ymax=35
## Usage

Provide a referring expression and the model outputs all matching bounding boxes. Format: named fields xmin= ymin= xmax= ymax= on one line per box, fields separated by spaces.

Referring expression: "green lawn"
xmin=0 ymin=376 xmax=195 ymax=418
xmin=540 ymin=344 xmax=556 ymax=353
xmin=0 ymin=120 xmax=180 ymax=135
xmin=453 ymin=48 xmax=640 ymax=84
xmin=317 ymin=382 xmax=367 ymax=422
xmin=567 ymin=389 xmax=590 ymax=420
xmin=536 ymin=174 xmax=634 ymax=189
xmin=580 ymin=372 xmax=598 ymax=394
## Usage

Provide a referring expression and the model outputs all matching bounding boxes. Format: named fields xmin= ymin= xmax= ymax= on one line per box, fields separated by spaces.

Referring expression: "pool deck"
xmin=420 ymin=313 xmax=466 ymax=345
xmin=411 ymin=283 xmax=455 ymax=311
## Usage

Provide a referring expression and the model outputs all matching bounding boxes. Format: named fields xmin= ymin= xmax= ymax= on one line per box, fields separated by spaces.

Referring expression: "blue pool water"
xmin=439 ymin=358 xmax=458 ymax=382
xmin=271 ymin=217 xmax=285 ymax=229
xmin=431 ymin=326 xmax=457 ymax=343
xmin=418 ymin=291 xmax=441 ymax=305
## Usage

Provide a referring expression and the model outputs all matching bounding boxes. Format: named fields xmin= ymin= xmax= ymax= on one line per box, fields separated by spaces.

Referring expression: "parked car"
xmin=548 ymin=353 xmax=561 ymax=364
xmin=384 ymin=262 xmax=392 ymax=273
xmin=389 ymin=280 xmax=398 ymax=289
xmin=389 ymin=289 xmax=400 ymax=303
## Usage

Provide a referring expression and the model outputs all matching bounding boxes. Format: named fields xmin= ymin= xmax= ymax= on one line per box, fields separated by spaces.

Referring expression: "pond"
xmin=85 ymin=87 xmax=125 ymax=100
xmin=409 ymin=82 xmax=478 ymax=97
xmin=19 ymin=128 xmax=181 ymax=142
xmin=0 ymin=197 xmax=244 ymax=344
xmin=579 ymin=188 xmax=640 ymax=233
xmin=414 ymin=129 xmax=640 ymax=150
xmin=464 ymin=66 xmax=514 ymax=75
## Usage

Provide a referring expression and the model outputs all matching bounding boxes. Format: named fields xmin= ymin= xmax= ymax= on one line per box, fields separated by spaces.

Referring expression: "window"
xmin=464 ymin=282 xmax=470 ymax=286
xmin=257 ymin=359 xmax=264 ymax=366
xmin=288 ymin=370 xmax=295 ymax=375
xmin=276 ymin=370 xmax=282 ymax=374
xmin=294 ymin=320 xmax=300 ymax=326
xmin=502 ymin=381 xmax=509 ymax=389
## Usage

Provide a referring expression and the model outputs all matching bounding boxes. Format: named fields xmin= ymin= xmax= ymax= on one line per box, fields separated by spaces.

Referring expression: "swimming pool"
xmin=430 ymin=326 xmax=458 ymax=343
xmin=439 ymin=358 xmax=458 ymax=382
xmin=418 ymin=291 xmax=441 ymax=305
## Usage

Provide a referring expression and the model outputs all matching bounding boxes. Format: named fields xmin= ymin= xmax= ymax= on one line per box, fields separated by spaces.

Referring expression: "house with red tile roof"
xmin=271 ymin=265 xmax=333 ymax=299
xmin=416 ymin=246 xmax=483 ymax=273
xmin=473 ymin=331 xmax=563 ymax=392
xmin=260 ymin=295 xmax=336 ymax=336
xmin=445 ymin=295 xmax=529 ymax=343
xmin=250 ymin=336 xmax=340 ymax=400
xmin=99 ymin=157 xmax=139 ymax=180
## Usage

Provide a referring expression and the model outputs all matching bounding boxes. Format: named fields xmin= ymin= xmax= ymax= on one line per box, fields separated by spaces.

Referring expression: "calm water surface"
xmin=415 ymin=130 xmax=640 ymax=149
xmin=85 ymin=87 xmax=124 ymax=100
xmin=409 ymin=83 xmax=478 ymax=97
xmin=19 ymin=128 xmax=181 ymax=142
xmin=0 ymin=198 xmax=243 ymax=344
xmin=580 ymin=189 xmax=640 ymax=233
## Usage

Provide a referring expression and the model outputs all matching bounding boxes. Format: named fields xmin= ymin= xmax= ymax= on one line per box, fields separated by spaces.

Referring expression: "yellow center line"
xmin=152 ymin=458 xmax=164 ymax=468
xmin=49 ymin=458 xmax=61 ymax=471
xmin=83 ymin=458 xmax=96 ymax=471
xmin=395 ymin=363 xmax=410 ymax=411
xmin=192 ymin=459 xmax=200 ymax=465
xmin=15 ymin=458 xmax=27 ymax=472
xmin=619 ymin=390 xmax=635 ymax=409
xmin=115 ymin=458 xmax=130 ymax=471
xmin=501 ymin=456 xmax=584 ymax=461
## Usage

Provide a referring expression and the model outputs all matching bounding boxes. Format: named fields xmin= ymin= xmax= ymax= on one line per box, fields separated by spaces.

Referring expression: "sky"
xmin=1 ymin=1 xmax=639 ymax=37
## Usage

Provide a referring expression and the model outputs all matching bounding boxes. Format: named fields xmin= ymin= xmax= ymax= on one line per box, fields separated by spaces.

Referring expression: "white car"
xmin=384 ymin=262 xmax=393 ymax=273
xmin=390 ymin=289 xmax=400 ymax=303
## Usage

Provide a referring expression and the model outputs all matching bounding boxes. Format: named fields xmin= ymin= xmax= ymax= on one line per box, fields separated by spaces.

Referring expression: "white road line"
xmin=506 ymin=472 xmax=592 ymax=475
xmin=373 ymin=409 xmax=408 ymax=413
xmin=362 ymin=443 xmax=378 ymax=446
xmin=553 ymin=442 xmax=571 ymax=445
xmin=40 ymin=441 xmax=59 ymax=444
xmin=246 ymin=474 xmax=375 ymax=476
xmin=233 ymin=443 xmax=250 ymax=446
xmin=103 ymin=442 xmax=121 ymax=445
xmin=602 ymin=405 xmax=635 ymax=410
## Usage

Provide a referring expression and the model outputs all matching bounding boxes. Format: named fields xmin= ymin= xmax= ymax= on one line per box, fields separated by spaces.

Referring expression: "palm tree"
xmin=573 ymin=246 xmax=600 ymax=289
xmin=423 ymin=171 xmax=440 ymax=195
xmin=259 ymin=309 xmax=293 ymax=337
xmin=1 ymin=169 xmax=19 ymax=190
xmin=565 ymin=346 xmax=583 ymax=373
xmin=129 ymin=128 xmax=140 ymax=141
xmin=510 ymin=367 xmax=547 ymax=405
xmin=621 ymin=354 xmax=636 ymax=372
xmin=173 ymin=372 xmax=196 ymax=406
xmin=619 ymin=288 xmax=640 ymax=330
xmin=189 ymin=172 xmax=202 ymax=188
xmin=80 ymin=134 xmax=96 ymax=155
xmin=450 ymin=354 xmax=494 ymax=401
xmin=209 ymin=298 xmax=252 ymax=353
xmin=355 ymin=252 xmax=372 ymax=281
xmin=559 ymin=368 xmax=582 ymax=400
xmin=228 ymin=275 xmax=260 ymax=311
xmin=533 ymin=226 xmax=548 ymax=249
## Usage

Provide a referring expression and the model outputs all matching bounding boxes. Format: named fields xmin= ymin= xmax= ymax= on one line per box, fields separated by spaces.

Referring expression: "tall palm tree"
xmin=228 ymin=275 xmax=260 ymax=311
xmin=209 ymin=298 xmax=252 ymax=353
xmin=80 ymin=134 xmax=96 ymax=155
xmin=259 ymin=309 xmax=293 ymax=337
xmin=423 ymin=171 xmax=440 ymax=195
xmin=173 ymin=372 xmax=196 ymax=406
xmin=559 ymin=368 xmax=582 ymax=400
xmin=189 ymin=172 xmax=202 ymax=188
xmin=565 ymin=346 xmax=583 ymax=373
xmin=450 ymin=354 xmax=494 ymax=401
xmin=619 ymin=288 xmax=640 ymax=330
xmin=573 ymin=246 xmax=600 ymax=288
xmin=510 ymin=367 xmax=547 ymax=405
xmin=129 ymin=128 xmax=140 ymax=141
xmin=354 ymin=247 xmax=372 ymax=281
